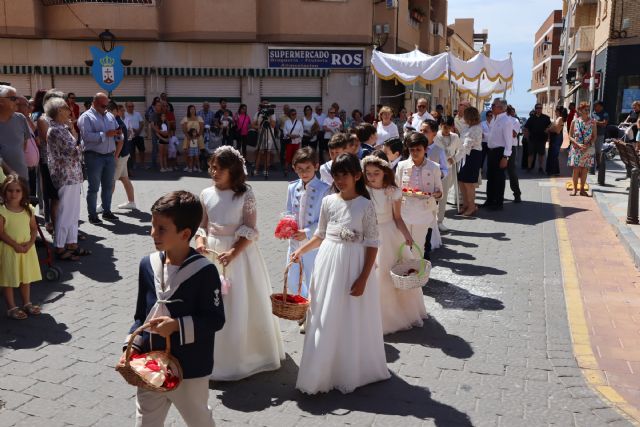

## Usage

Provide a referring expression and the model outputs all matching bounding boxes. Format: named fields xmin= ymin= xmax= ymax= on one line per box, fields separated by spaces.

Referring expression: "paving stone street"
xmin=0 ymin=161 xmax=636 ymax=426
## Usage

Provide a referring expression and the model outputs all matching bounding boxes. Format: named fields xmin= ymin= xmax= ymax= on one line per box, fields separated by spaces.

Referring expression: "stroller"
xmin=602 ymin=123 xmax=634 ymax=161
xmin=200 ymin=124 xmax=223 ymax=171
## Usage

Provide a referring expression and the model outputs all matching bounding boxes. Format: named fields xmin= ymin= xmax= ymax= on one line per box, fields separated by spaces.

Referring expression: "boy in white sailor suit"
xmin=286 ymin=147 xmax=331 ymax=300
xmin=395 ymin=132 xmax=443 ymax=261
xmin=122 ymin=191 xmax=225 ymax=427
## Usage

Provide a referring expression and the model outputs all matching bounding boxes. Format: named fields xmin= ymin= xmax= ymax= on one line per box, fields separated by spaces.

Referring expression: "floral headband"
xmin=213 ymin=145 xmax=248 ymax=175
xmin=361 ymin=154 xmax=390 ymax=170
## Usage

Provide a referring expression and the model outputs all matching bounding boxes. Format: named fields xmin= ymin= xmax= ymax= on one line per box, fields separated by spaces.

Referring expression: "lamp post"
xmin=84 ymin=30 xmax=133 ymax=67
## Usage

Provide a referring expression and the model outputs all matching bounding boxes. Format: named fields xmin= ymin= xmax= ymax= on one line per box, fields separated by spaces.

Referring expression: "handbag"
xmin=24 ymin=137 xmax=39 ymax=168
xmin=246 ymin=129 xmax=258 ymax=147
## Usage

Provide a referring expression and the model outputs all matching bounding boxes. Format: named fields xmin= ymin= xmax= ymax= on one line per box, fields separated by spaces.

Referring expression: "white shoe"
xmin=96 ymin=205 xmax=104 ymax=214
xmin=438 ymin=223 xmax=449 ymax=233
xmin=183 ymin=167 xmax=190 ymax=172
xmin=118 ymin=201 xmax=137 ymax=210
xmin=194 ymin=167 xmax=201 ymax=172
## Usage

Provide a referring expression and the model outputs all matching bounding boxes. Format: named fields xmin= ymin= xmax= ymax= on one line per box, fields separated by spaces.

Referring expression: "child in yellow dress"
xmin=0 ymin=175 xmax=42 ymax=319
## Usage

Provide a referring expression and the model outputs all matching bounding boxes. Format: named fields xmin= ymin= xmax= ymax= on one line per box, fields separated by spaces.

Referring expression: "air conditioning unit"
xmin=386 ymin=0 xmax=398 ymax=8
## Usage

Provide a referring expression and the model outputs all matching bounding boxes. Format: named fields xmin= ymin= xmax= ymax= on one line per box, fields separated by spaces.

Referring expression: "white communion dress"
xmin=296 ymin=194 xmax=390 ymax=394
xmin=369 ymin=187 xmax=428 ymax=334
xmin=199 ymin=186 xmax=285 ymax=381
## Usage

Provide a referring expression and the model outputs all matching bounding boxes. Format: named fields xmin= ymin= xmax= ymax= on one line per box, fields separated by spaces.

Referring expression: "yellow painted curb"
xmin=551 ymin=185 xmax=640 ymax=425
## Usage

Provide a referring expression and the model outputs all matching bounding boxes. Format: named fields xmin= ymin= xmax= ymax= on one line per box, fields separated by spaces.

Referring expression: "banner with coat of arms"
xmin=90 ymin=46 xmax=124 ymax=92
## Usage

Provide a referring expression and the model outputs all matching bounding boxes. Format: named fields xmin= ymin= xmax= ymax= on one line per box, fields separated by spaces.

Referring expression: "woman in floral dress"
xmin=567 ymin=102 xmax=596 ymax=196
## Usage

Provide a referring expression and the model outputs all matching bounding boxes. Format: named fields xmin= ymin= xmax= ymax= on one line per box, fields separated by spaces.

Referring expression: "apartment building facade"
xmin=530 ymin=10 xmax=563 ymax=116
xmin=0 ymin=0 xmax=449 ymax=124
xmin=447 ymin=18 xmax=490 ymax=108
xmin=373 ymin=0 xmax=448 ymax=113
xmin=561 ymin=0 xmax=640 ymax=121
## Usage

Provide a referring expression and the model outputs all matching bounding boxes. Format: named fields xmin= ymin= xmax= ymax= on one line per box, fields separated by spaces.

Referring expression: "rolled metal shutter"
xmin=0 ymin=74 xmax=32 ymax=98
xmin=259 ymin=77 xmax=322 ymax=117
xmin=53 ymin=76 xmax=146 ymax=113
xmin=165 ymin=77 xmax=241 ymax=138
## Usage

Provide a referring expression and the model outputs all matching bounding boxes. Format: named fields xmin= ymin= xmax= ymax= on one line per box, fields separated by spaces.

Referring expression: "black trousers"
xmin=507 ymin=150 xmax=521 ymax=198
xmin=486 ymin=147 xmax=506 ymax=206
xmin=423 ymin=227 xmax=433 ymax=261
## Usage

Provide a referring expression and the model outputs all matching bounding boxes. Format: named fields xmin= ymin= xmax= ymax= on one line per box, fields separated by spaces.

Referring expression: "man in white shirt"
xmin=322 ymin=107 xmax=342 ymax=142
xmin=313 ymin=105 xmax=328 ymax=162
xmin=404 ymin=98 xmax=435 ymax=133
xmin=480 ymin=110 xmax=493 ymax=173
xmin=124 ymin=102 xmax=144 ymax=170
xmin=484 ymin=98 xmax=513 ymax=210
xmin=506 ymin=105 xmax=522 ymax=203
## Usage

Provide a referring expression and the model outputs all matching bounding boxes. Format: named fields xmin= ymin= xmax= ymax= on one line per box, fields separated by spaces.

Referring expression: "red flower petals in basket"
xmin=271 ymin=259 xmax=309 ymax=321
xmin=116 ymin=322 xmax=183 ymax=392
xmin=274 ymin=214 xmax=299 ymax=239
xmin=272 ymin=293 xmax=308 ymax=304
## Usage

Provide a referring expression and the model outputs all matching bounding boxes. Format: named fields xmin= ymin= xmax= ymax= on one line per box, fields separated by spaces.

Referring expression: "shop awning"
xmin=2 ymin=65 xmax=330 ymax=78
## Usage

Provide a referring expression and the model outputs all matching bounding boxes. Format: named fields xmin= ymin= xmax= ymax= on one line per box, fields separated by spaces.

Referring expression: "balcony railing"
xmin=568 ymin=25 xmax=594 ymax=59
xmin=41 ymin=0 xmax=154 ymax=5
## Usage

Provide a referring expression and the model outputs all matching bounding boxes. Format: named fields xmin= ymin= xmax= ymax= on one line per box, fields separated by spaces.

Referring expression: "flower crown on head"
xmin=361 ymin=154 xmax=390 ymax=170
xmin=213 ymin=145 xmax=248 ymax=175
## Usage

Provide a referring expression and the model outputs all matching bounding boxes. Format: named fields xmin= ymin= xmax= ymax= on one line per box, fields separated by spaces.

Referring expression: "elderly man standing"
xmin=198 ymin=101 xmax=215 ymax=129
xmin=0 ymin=85 xmax=30 ymax=183
xmin=404 ymin=98 xmax=435 ymax=133
xmin=78 ymin=93 xmax=121 ymax=224
xmin=484 ymin=98 xmax=513 ymax=210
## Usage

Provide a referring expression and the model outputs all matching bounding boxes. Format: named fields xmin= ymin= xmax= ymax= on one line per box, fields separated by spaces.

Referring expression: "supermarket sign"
xmin=268 ymin=47 xmax=365 ymax=69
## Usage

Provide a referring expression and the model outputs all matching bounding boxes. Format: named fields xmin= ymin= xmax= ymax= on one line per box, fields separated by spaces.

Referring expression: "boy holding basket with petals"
xmin=121 ymin=191 xmax=225 ymax=427
xmin=284 ymin=147 xmax=330 ymax=303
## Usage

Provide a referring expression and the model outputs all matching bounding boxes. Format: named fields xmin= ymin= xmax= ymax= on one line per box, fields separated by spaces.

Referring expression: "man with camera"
xmin=252 ymin=99 xmax=277 ymax=178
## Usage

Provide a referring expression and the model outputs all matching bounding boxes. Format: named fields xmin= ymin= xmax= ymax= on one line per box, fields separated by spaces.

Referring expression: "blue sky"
xmin=448 ymin=0 xmax=561 ymax=111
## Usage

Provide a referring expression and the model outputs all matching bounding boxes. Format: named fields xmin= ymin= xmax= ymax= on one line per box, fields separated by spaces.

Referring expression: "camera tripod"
xmin=252 ymin=116 xmax=279 ymax=180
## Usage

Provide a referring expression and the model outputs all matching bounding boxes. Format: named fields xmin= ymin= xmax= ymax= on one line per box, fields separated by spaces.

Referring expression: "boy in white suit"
xmin=395 ymin=132 xmax=442 ymax=260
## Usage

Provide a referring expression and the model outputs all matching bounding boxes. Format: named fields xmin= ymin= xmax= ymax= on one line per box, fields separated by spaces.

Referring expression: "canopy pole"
xmin=373 ymin=68 xmax=378 ymax=110
xmin=475 ymin=78 xmax=481 ymax=109
xmin=503 ymin=52 xmax=512 ymax=101
xmin=446 ymin=47 xmax=453 ymax=116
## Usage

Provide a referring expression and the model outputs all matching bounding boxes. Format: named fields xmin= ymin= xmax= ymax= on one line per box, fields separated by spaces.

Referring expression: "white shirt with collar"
xmin=481 ymin=120 xmax=492 ymax=142
xmin=404 ymin=110 xmax=435 ymax=132
xmin=510 ymin=115 xmax=521 ymax=148
xmin=395 ymin=157 xmax=442 ymax=226
xmin=487 ymin=112 xmax=514 ymax=157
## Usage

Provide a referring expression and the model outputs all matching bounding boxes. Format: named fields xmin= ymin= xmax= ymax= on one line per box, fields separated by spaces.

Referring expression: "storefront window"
xmin=617 ymin=75 xmax=640 ymax=120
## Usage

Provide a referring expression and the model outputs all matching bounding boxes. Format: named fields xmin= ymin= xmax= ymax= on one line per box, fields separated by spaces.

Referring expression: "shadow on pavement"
xmin=71 ymin=233 xmax=122 ymax=283
xmin=480 ymin=201 xmax=587 ymax=226
xmin=100 ymin=218 xmax=151 ymax=237
xmin=446 ymin=229 xmax=510 ymax=241
xmin=385 ymin=316 xmax=474 ymax=359
xmin=424 ymin=278 xmax=504 ymax=312
xmin=433 ymin=246 xmax=508 ymax=277
xmin=0 ymin=281 xmax=73 ymax=350
xmin=215 ymin=355 xmax=472 ymax=426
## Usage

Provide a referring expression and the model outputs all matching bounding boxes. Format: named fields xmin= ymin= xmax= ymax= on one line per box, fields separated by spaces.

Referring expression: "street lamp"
xmin=84 ymin=29 xmax=133 ymax=67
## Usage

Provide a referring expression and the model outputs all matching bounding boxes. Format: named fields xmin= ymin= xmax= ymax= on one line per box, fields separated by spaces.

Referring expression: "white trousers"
xmin=55 ymin=183 xmax=82 ymax=249
xmin=135 ymin=376 xmax=216 ymax=427
xmin=438 ymin=171 xmax=454 ymax=224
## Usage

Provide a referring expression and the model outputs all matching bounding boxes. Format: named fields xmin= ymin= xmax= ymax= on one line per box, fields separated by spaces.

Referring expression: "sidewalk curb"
xmin=591 ymin=186 xmax=640 ymax=269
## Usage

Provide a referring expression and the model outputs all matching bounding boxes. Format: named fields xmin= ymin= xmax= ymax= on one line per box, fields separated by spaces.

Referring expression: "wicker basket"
xmin=271 ymin=259 xmax=309 ymax=321
xmin=390 ymin=242 xmax=431 ymax=290
xmin=115 ymin=322 xmax=183 ymax=392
